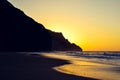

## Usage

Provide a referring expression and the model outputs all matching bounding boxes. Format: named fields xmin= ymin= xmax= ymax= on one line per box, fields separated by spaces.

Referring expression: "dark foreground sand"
xmin=0 ymin=53 xmax=98 ymax=80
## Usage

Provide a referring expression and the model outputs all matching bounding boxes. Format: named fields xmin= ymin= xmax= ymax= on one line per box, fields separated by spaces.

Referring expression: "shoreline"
xmin=42 ymin=53 xmax=120 ymax=80
xmin=0 ymin=52 xmax=97 ymax=80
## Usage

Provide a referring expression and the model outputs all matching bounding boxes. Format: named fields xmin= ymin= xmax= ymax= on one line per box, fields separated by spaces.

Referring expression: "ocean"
xmin=65 ymin=51 xmax=120 ymax=66
xmin=40 ymin=51 xmax=120 ymax=80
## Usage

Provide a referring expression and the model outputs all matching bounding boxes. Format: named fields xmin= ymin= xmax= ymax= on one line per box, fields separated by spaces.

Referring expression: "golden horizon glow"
xmin=9 ymin=0 xmax=120 ymax=51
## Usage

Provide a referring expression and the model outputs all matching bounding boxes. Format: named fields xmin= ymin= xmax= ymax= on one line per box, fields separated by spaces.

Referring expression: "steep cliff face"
xmin=0 ymin=0 xmax=82 ymax=51
xmin=0 ymin=0 xmax=51 ymax=51
xmin=49 ymin=31 xmax=82 ymax=51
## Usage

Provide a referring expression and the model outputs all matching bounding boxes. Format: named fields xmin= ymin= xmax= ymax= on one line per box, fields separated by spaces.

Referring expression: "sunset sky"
xmin=9 ymin=0 xmax=120 ymax=51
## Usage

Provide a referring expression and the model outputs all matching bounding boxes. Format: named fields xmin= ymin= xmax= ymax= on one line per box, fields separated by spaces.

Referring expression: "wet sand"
xmin=0 ymin=53 xmax=97 ymax=80
xmin=42 ymin=53 xmax=120 ymax=80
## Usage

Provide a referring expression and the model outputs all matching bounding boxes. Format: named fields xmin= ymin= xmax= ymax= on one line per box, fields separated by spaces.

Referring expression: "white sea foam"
xmin=40 ymin=51 xmax=120 ymax=80
xmin=65 ymin=51 xmax=120 ymax=66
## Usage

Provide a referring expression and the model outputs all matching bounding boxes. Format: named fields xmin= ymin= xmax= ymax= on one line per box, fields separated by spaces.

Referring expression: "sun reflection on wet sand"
xmin=41 ymin=53 xmax=120 ymax=80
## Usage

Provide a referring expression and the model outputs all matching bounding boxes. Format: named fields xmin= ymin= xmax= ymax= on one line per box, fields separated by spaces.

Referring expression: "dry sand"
xmin=0 ymin=53 xmax=97 ymax=80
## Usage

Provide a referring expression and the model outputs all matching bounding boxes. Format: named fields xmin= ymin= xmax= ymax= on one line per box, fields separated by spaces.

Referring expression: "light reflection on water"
xmin=64 ymin=51 xmax=120 ymax=66
xmin=41 ymin=52 xmax=120 ymax=80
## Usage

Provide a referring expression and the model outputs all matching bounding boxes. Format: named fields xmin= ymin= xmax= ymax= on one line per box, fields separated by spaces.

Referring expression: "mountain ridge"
xmin=0 ymin=0 xmax=82 ymax=51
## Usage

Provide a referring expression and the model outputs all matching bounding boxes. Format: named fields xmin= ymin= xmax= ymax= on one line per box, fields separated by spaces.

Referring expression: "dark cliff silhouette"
xmin=0 ymin=0 xmax=51 ymax=51
xmin=0 ymin=0 xmax=82 ymax=51
xmin=49 ymin=31 xmax=82 ymax=51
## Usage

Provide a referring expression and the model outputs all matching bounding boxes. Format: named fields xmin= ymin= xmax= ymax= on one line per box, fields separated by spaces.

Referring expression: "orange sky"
xmin=9 ymin=0 xmax=120 ymax=51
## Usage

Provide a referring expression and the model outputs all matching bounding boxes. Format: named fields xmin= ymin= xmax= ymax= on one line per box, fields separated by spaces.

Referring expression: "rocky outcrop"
xmin=0 ymin=0 xmax=82 ymax=52
xmin=49 ymin=31 xmax=82 ymax=51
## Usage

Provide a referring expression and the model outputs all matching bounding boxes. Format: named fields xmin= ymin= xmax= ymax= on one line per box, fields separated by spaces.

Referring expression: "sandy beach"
xmin=42 ymin=53 xmax=120 ymax=80
xmin=0 ymin=53 xmax=97 ymax=80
